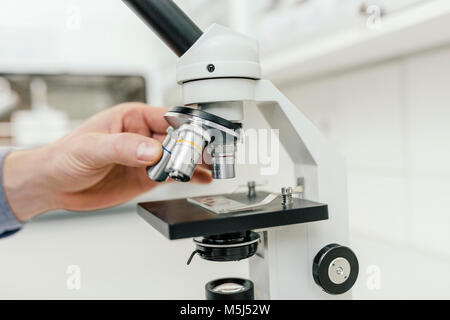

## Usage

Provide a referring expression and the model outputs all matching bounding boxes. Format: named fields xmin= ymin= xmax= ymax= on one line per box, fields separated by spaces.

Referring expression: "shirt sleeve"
xmin=0 ymin=148 xmax=23 ymax=237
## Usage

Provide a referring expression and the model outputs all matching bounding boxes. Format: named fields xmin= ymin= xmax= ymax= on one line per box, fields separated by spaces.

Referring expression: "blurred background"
xmin=0 ymin=0 xmax=449 ymax=299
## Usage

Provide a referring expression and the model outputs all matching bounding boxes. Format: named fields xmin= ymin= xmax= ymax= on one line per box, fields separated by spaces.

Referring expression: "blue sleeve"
xmin=0 ymin=149 xmax=23 ymax=238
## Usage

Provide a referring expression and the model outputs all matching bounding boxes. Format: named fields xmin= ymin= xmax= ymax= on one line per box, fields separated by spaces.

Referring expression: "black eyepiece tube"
xmin=123 ymin=0 xmax=203 ymax=57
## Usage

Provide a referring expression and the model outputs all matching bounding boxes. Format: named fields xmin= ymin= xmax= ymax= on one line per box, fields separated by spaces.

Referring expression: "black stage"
xmin=137 ymin=191 xmax=329 ymax=240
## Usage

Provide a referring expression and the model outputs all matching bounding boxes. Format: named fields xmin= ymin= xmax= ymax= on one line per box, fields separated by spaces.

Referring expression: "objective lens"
xmin=211 ymin=144 xmax=236 ymax=179
xmin=165 ymin=123 xmax=210 ymax=182
xmin=147 ymin=127 xmax=177 ymax=182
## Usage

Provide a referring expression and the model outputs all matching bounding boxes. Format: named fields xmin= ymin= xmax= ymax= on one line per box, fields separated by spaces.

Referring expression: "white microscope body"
xmin=124 ymin=0 xmax=356 ymax=299
xmin=177 ymin=24 xmax=351 ymax=299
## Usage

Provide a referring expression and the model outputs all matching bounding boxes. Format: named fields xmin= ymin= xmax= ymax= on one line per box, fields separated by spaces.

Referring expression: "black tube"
xmin=123 ymin=0 xmax=203 ymax=57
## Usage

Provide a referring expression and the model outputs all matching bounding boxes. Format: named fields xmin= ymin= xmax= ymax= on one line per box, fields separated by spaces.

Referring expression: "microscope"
xmin=124 ymin=0 xmax=358 ymax=300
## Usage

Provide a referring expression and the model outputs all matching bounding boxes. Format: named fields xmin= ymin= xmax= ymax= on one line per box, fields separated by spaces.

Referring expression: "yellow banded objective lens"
xmin=176 ymin=139 xmax=202 ymax=152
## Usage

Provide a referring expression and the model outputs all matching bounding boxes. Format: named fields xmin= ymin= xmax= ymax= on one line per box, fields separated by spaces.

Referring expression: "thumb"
xmin=77 ymin=132 xmax=163 ymax=168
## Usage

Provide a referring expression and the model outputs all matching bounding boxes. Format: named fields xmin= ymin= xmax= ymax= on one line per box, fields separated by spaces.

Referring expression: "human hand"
xmin=3 ymin=102 xmax=212 ymax=222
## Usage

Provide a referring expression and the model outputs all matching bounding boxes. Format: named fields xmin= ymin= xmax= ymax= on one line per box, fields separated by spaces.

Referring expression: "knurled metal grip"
xmin=313 ymin=244 xmax=359 ymax=295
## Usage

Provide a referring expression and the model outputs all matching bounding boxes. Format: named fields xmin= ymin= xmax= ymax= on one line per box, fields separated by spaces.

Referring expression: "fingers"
xmin=141 ymin=105 xmax=170 ymax=134
xmin=75 ymin=132 xmax=163 ymax=168
xmin=196 ymin=163 xmax=213 ymax=172
xmin=137 ymin=165 xmax=212 ymax=191
xmin=152 ymin=133 xmax=167 ymax=143
xmin=165 ymin=167 xmax=212 ymax=184
xmin=190 ymin=167 xmax=213 ymax=184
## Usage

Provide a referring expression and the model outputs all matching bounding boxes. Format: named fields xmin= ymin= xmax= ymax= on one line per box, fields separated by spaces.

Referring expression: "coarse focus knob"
xmin=313 ymin=244 xmax=359 ymax=295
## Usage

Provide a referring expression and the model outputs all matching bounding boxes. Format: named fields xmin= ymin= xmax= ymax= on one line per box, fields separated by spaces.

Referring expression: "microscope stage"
xmin=137 ymin=192 xmax=328 ymax=240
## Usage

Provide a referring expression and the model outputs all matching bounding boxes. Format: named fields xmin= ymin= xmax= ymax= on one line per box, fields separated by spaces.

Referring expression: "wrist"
xmin=3 ymin=147 xmax=61 ymax=222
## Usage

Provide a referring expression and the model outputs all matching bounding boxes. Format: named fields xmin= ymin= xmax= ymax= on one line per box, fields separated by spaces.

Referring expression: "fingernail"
xmin=137 ymin=142 xmax=160 ymax=162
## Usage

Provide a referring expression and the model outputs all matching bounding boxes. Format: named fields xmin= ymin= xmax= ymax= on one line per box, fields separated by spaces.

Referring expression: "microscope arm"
xmin=249 ymin=79 xmax=351 ymax=299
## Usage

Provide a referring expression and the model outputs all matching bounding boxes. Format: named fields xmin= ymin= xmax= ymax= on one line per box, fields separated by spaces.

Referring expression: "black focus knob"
xmin=313 ymin=243 xmax=359 ymax=295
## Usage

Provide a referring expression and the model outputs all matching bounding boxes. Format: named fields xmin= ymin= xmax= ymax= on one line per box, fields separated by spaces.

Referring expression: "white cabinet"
xmin=254 ymin=0 xmax=449 ymax=83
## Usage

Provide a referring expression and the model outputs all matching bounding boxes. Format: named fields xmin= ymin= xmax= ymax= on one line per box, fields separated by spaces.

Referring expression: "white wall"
xmin=280 ymin=43 xmax=450 ymax=299
xmin=0 ymin=0 xmax=165 ymax=72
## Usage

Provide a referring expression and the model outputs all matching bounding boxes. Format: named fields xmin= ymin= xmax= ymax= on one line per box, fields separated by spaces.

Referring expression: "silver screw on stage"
xmin=281 ymin=187 xmax=293 ymax=206
xmin=247 ymin=181 xmax=256 ymax=199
